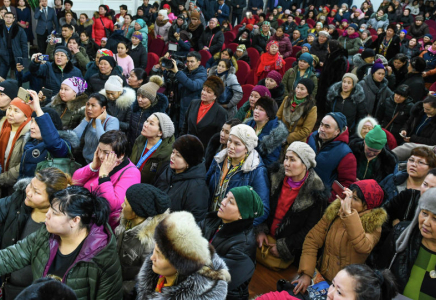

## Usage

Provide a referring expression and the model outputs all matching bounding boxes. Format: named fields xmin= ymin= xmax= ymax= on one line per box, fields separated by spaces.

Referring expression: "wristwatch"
xmin=99 ymin=174 xmax=108 ymax=179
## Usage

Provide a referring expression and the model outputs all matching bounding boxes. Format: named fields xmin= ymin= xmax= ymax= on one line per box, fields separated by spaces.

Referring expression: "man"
xmin=282 ymin=14 xmax=296 ymax=34
xmin=0 ymin=79 xmax=18 ymax=119
xmin=138 ymin=0 xmax=153 ymax=24
xmin=231 ymin=0 xmax=246 ymax=25
xmin=199 ymin=0 xmax=218 ymax=22
xmin=198 ymin=18 xmax=224 ymax=56
xmin=248 ymin=0 xmax=264 ymax=14
xmin=57 ymin=0 xmax=78 ymax=21
xmin=216 ymin=0 xmax=230 ymax=25
xmin=0 ymin=12 xmax=28 ymax=81
xmin=290 ymin=29 xmax=304 ymax=46
xmin=307 ymin=112 xmax=357 ymax=200
xmin=59 ymin=24 xmax=75 ymax=46
xmin=310 ymin=31 xmax=329 ymax=66
xmin=167 ymin=51 xmax=207 ymax=130
xmin=34 ymin=0 xmax=59 ymax=53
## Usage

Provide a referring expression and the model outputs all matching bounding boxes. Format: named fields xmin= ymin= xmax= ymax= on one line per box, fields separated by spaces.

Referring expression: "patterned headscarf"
xmin=62 ymin=77 xmax=88 ymax=95
xmin=97 ymin=48 xmax=114 ymax=57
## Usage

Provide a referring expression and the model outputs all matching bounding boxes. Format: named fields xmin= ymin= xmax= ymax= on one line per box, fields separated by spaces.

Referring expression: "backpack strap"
xmin=114 ymin=165 xmax=135 ymax=186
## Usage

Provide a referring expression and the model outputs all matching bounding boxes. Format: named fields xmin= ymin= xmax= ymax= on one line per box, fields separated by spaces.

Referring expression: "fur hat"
xmin=0 ymin=80 xmax=18 ymax=101
xmin=154 ymin=211 xmax=212 ymax=276
xmin=126 ymin=184 xmax=170 ymax=218
xmin=415 ymin=15 xmax=424 ymax=21
xmin=173 ymin=135 xmax=204 ymax=167
xmin=138 ymin=75 xmax=163 ymax=105
xmin=410 ymin=56 xmax=426 ymax=73
xmin=266 ymin=70 xmax=282 ymax=85
xmin=190 ymin=10 xmax=200 ymax=19
xmin=203 ymin=76 xmax=225 ymax=99
xmin=361 ymin=48 xmax=375 ymax=60
xmin=152 ymin=112 xmax=175 ymax=139
xmin=229 ymin=124 xmax=258 ymax=152
xmin=287 ymin=141 xmax=316 ymax=169
xmin=254 ymin=96 xmax=278 ymax=120
xmin=104 ymin=75 xmax=123 ymax=92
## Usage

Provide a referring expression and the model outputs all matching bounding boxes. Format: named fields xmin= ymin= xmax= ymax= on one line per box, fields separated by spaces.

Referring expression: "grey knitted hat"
xmin=153 ymin=112 xmax=175 ymax=139
xmin=137 ymin=75 xmax=163 ymax=105
xmin=104 ymin=75 xmax=124 ymax=92
xmin=229 ymin=124 xmax=258 ymax=152
xmin=343 ymin=73 xmax=358 ymax=86
xmin=287 ymin=141 xmax=317 ymax=169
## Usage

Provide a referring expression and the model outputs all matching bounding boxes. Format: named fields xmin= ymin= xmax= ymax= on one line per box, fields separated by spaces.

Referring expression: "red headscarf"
xmin=354 ymin=179 xmax=384 ymax=210
xmin=256 ymin=41 xmax=285 ymax=76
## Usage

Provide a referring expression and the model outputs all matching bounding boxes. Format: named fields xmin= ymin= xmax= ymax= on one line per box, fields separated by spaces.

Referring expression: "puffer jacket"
xmin=282 ymin=66 xmax=319 ymax=98
xmin=396 ymin=14 xmax=413 ymax=27
xmin=99 ymin=87 xmax=136 ymax=131
xmin=400 ymin=72 xmax=427 ymax=103
xmin=0 ymin=224 xmax=123 ymax=300
xmin=298 ymin=199 xmax=387 ymax=282
xmin=402 ymin=101 xmax=436 ymax=146
xmin=268 ymin=34 xmax=293 ymax=58
xmin=206 ymin=149 xmax=270 ymax=227
xmin=408 ymin=22 xmax=430 ymax=39
xmin=47 ymin=92 xmax=88 ymax=130
xmin=338 ymin=32 xmax=362 ymax=57
xmin=115 ymin=211 xmax=169 ymax=298
xmin=379 ymin=169 xmax=409 ymax=202
xmin=128 ymin=42 xmax=148 ymax=69
xmin=296 ymin=24 xmax=310 ymax=39
xmin=0 ymin=22 xmax=27 ymax=66
xmin=155 ymin=163 xmax=209 ymax=223
xmin=357 ymin=74 xmax=393 ymax=116
xmin=200 ymin=213 xmax=256 ymax=300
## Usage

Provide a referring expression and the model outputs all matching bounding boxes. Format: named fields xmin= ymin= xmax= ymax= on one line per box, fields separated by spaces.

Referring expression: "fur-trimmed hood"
xmin=214 ymin=148 xmax=262 ymax=173
xmin=99 ymin=87 xmax=136 ymax=110
xmin=352 ymin=53 xmax=388 ymax=69
xmin=245 ymin=117 xmax=288 ymax=156
xmin=326 ymin=81 xmax=365 ymax=105
xmin=79 ymin=19 xmax=94 ymax=28
xmin=13 ymin=177 xmax=32 ymax=192
xmin=23 ymin=129 xmax=80 ymax=150
xmin=324 ymin=199 xmax=387 ymax=233
xmin=50 ymin=91 xmax=89 ymax=112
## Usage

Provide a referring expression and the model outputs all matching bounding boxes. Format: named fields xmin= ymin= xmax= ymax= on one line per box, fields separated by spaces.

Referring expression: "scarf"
xmin=380 ymin=36 xmax=393 ymax=56
xmin=294 ymin=67 xmax=313 ymax=89
xmin=0 ymin=117 xmax=30 ymax=170
xmin=428 ymin=47 xmax=436 ymax=54
xmin=342 ymin=31 xmax=360 ymax=39
xmin=286 ymin=171 xmax=309 ymax=188
xmin=217 ymin=69 xmax=229 ymax=78
xmin=256 ymin=52 xmax=285 ymax=76
xmin=244 ymin=108 xmax=253 ymax=120
xmin=290 ymin=95 xmax=306 ymax=112
xmin=156 ymin=19 xmax=169 ymax=27
xmin=188 ymin=20 xmax=201 ymax=31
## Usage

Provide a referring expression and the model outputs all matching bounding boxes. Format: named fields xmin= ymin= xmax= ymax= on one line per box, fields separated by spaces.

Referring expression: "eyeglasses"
xmin=408 ymin=158 xmax=429 ymax=166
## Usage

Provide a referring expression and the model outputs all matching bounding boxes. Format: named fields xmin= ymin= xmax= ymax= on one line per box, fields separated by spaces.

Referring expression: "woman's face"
xmin=124 ymin=15 xmax=131 ymax=24
xmin=80 ymin=15 xmax=87 ymax=23
xmin=432 ymin=41 xmax=436 ymax=51
xmin=217 ymin=61 xmax=229 ymax=74
xmin=106 ymin=90 xmax=122 ymax=101
xmin=137 ymin=93 xmax=151 ymax=109
xmin=117 ymin=43 xmax=127 ymax=55
xmin=253 ymin=105 xmax=269 ymax=123
xmin=394 ymin=93 xmax=407 ymax=103
xmin=249 ymin=91 xmax=261 ymax=108
xmin=170 ymin=148 xmax=189 ymax=172
xmin=141 ymin=115 xmax=162 ymax=138
xmin=316 ymin=24 xmax=322 ymax=30
xmin=128 ymin=72 xmax=143 ymax=88
xmin=269 ymin=44 xmax=279 ymax=55
xmin=295 ymin=83 xmax=309 ymax=99
xmin=346 ymin=27 xmax=355 ymax=36
xmin=327 ymin=270 xmax=357 ymax=300
xmin=424 ymin=102 xmax=436 ymax=117
xmin=298 ymin=60 xmax=310 ymax=70
xmin=99 ymin=60 xmax=113 ymax=75
xmin=342 ymin=77 xmax=354 ymax=93
xmin=377 ymin=10 xmax=384 ymax=17
xmin=360 ymin=121 xmax=373 ymax=138
xmin=276 ymin=28 xmax=284 ymax=37
xmin=301 ymin=19 xmax=306 ymax=25
xmin=220 ymin=124 xmax=231 ymax=144
xmin=273 ymin=9 xmax=278 ymax=15
xmin=6 ymin=104 xmax=27 ymax=126
xmin=18 ymin=0 xmax=25 ymax=6
xmin=363 ymin=2 xmax=368 ymax=8
xmin=393 ymin=59 xmax=406 ymax=70
xmin=265 ymin=77 xmax=277 ymax=89
xmin=200 ymin=86 xmax=216 ymax=103
xmin=59 ymin=84 xmax=77 ymax=102
xmin=283 ymin=151 xmax=307 ymax=178
xmin=227 ymin=135 xmax=247 ymax=160
xmin=131 ymin=36 xmax=140 ymax=46
xmin=97 ymin=142 xmax=123 ymax=164
xmin=407 ymin=155 xmax=430 ymax=179
xmin=307 ymin=35 xmax=315 ymax=43
xmin=409 ymin=38 xmax=417 ymax=47
xmin=308 ymin=11 xmax=314 ymax=18
xmin=418 ymin=209 xmax=436 ymax=241
xmin=30 ymin=118 xmax=42 ymax=140
xmin=99 ymin=7 xmax=106 ymax=15
xmin=137 ymin=9 xmax=144 ymax=16
xmin=25 ymin=178 xmax=49 ymax=210
xmin=86 ymin=98 xmax=105 ymax=119
xmin=388 ymin=5 xmax=393 ymax=11
xmin=241 ymin=31 xmax=249 ymax=39
xmin=361 ymin=32 xmax=368 ymax=40
xmin=420 ymin=173 xmax=436 ymax=195
xmin=372 ymin=69 xmax=385 ymax=83
xmin=45 ymin=202 xmax=75 ymax=235
xmin=121 ymin=198 xmax=136 ymax=220
xmin=157 ymin=13 xmax=164 ymax=21
xmin=150 ymin=244 xmax=178 ymax=277
xmin=134 ymin=22 xmax=142 ymax=31
xmin=65 ymin=14 xmax=72 ymax=22
xmin=218 ymin=191 xmax=241 ymax=223
xmin=350 ymin=190 xmax=367 ymax=212
xmin=220 ymin=51 xmax=230 ymax=60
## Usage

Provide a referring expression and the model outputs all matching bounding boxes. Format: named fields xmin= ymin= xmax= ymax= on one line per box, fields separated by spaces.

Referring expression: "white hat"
xmin=229 ymin=124 xmax=258 ymax=152
xmin=104 ymin=75 xmax=123 ymax=92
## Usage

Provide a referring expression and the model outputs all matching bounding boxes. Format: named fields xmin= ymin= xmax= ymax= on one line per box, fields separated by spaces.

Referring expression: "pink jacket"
xmin=72 ymin=160 xmax=141 ymax=230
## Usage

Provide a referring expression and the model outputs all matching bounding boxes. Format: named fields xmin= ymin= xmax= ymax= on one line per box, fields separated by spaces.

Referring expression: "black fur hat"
xmin=203 ymin=76 xmax=225 ymax=99
xmin=173 ymin=134 xmax=204 ymax=167
xmin=254 ymin=96 xmax=278 ymax=120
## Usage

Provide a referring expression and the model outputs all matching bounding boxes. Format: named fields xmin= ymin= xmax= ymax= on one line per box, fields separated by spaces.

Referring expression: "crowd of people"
xmin=0 ymin=0 xmax=436 ymax=299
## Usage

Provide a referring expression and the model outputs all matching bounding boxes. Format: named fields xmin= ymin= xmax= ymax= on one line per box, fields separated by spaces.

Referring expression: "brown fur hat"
xmin=203 ymin=76 xmax=225 ymax=99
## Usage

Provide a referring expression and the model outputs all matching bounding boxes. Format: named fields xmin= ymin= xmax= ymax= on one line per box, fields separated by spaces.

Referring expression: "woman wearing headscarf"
xmin=127 ymin=19 xmax=149 ymax=49
xmin=235 ymin=85 xmax=271 ymax=122
xmin=256 ymin=40 xmax=286 ymax=81
xmin=282 ymin=53 xmax=318 ymax=98
xmin=186 ymin=11 xmax=204 ymax=51
xmin=257 ymin=71 xmax=286 ymax=107
xmin=86 ymin=56 xmax=127 ymax=94
xmin=268 ymin=26 xmax=293 ymax=59
xmin=338 ymin=23 xmax=362 ymax=64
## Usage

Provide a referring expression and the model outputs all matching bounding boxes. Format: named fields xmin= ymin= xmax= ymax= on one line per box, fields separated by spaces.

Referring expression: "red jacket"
xmin=240 ymin=15 xmax=259 ymax=25
xmin=92 ymin=15 xmax=114 ymax=45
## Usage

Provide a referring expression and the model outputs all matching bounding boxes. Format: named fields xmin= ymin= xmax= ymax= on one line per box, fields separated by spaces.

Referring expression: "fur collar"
xmin=50 ymin=92 xmax=89 ymax=112
xmin=23 ymin=129 xmax=80 ymax=149
xmin=324 ymin=199 xmax=387 ymax=233
xmin=209 ymin=65 xmax=237 ymax=77
xmin=13 ymin=177 xmax=32 ymax=192
xmin=98 ymin=87 xmax=136 ymax=110
xmin=214 ymin=148 xmax=262 ymax=173
xmin=326 ymin=81 xmax=365 ymax=104
xmin=0 ymin=22 xmax=20 ymax=38
xmin=245 ymin=117 xmax=288 ymax=155
xmin=80 ymin=19 xmax=93 ymax=28
xmin=352 ymin=54 xmax=388 ymax=69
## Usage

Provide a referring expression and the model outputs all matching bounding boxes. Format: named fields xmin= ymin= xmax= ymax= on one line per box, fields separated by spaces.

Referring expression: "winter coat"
xmin=420 ymin=50 xmax=436 ymax=83
xmin=382 ymin=189 xmax=420 ymax=225
xmin=397 ymin=14 xmax=414 ymax=27
xmin=283 ymin=66 xmax=319 ymax=98
xmin=258 ymin=79 xmax=286 ymax=107
xmin=379 ymin=169 xmax=409 ymax=202
xmin=367 ymin=13 xmax=389 ymax=30
xmin=86 ymin=69 xmax=127 ymax=95
xmin=127 ymin=93 xmax=168 ymax=147
xmin=76 ymin=19 xmax=93 ymax=37
xmin=282 ymin=21 xmax=297 ymax=35
xmin=200 ymin=0 xmax=219 ymax=21
xmin=136 ymin=251 xmax=230 ymax=300
xmin=207 ymin=149 xmax=270 ymax=226
xmin=181 ymin=99 xmax=227 ymax=149
xmin=233 ymin=29 xmax=252 ymax=49
xmin=47 ymin=92 xmax=87 ymax=130
xmin=298 ymin=199 xmax=387 ymax=282
xmin=155 ymin=163 xmax=209 ymax=222
xmin=357 ymin=74 xmax=393 ymax=116
xmin=277 ymin=94 xmax=317 ymax=147
xmin=0 ymin=224 xmax=123 ymax=300
xmin=256 ymin=166 xmax=328 ymax=262
xmin=372 ymin=33 xmax=401 ymax=61
xmin=231 ymin=0 xmax=246 ymax=14
xmin=154 ymin=20 xmax=172 ymax=43
xmin=268 ymin=34 xmax=293 ymax=58
xmin=198 ymin=26 xmax=225 ymax=56
xmin=408 ymin=22 xmax=430 ymax=39
xmin=326 ymin=81 xmax=367 ymax=131
xmin=0 ymin=22 xmax=28 ymax=66
xmin=129 ymin=42 xmax=148 ymax=69
xmin=204 ymin=132 xmax=224 ymax=171
xmin=389 ymin=57 xmax=409 ymax=87
xmin=401 ymin=101 xmax=436 ymax=146
xmin=187 ymin=23 xmax=204 ymax=51
xmin=84 ymin=61 xmax=124 ymax=82
xmin=168 ymin=19 xmax=188 ymax=44
xmin=99 ymin=87 xmax=135 ymax=131
xmin=400 ymin=43 xmax=421 ymax=60
xmin=296 ymin=24 xmax=310 ymax=39
xmin=115 ymin=212 xmax=169 ymax=298
xmin=126 ymin=22 xmax=149 ymax=49
xmin=200 ymin=213 xmax=256 ymax=300
xmin=290 ymin=36 xmax=304 ymax=47
xmin=235 ymin=101 xmax=252 ymax=122
xmin=29 ymin=60 xmax=82 ymax=96
xmin=376 ymin=94 xmax=414 ymax=145
xmin=92 ymin=15 xmax=114 ymax=45
xmin=310 ymin=39 xmax=328 ymax=63
xmin=130 ymin=135 xmax=175 ymax=184
xmin=338 ymin=33 xmax=362 ymax=57
xmin=252 ymin=28 xmax=276 ymax=53
xmin=234 ymin=52 xmax=250 ymax=66
xmin=352 ymin=53 xmax=388 ymax=80
xmin=46 ymin=43 xmax=89 ymax=75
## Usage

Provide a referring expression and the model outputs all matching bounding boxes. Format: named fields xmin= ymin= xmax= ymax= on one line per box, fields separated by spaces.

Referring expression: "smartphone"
xmin=332 ymin=180 xmax=346 ymax=199
xmin=38 ymin=54 xmax=49 ymax=61
xmin=18 ymin=87 xmax=30 ymax=103
xmin=176 ymin=28 xmax=180 ymax=33
xmin=41 ymin=88 xmax=53 ymax=100
xmin=55 ymin=37 xmax=62 ymax=43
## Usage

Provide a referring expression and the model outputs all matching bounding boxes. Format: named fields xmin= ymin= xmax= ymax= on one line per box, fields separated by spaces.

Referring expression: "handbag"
xmin=35 ymin=141 xmax=82 ymax=176
xmin=100 ymin=18 xmax=111 ymax=39
xmin=256 ymin=235 xmax=293 ymax=271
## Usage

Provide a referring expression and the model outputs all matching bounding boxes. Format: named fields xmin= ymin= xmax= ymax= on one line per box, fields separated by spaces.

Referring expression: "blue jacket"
xmin=423 ymin=50 xmax=436 ymax=72
xmin=206 ymin=149 xmax=270 ymax=226
xmin=379 ymin=169 xmax=409 ymax=202
xmin=217 ymin=3 xmax=230 ymax=24
xmin=34 ymin=6 xmax=59 ymax=35
xmin=0 ymin=23 xmax=28 ymax=64
xmin=84 ymin=61 xmax=124 ymax=82
xmin=199 ymin=0 xmax=218 ymax=21
xmin=248 ymin=0 xmax=264 ymax=12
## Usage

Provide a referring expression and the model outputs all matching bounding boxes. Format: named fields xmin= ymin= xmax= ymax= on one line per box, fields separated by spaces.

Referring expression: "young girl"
xmin=115 ymin=42 xmax=135 ymax=77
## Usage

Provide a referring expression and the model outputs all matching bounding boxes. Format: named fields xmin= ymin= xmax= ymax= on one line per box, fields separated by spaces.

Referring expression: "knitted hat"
xmin=415 ymin=15 xmax=424 ymax=21
xmin=236 ymin=44 xmax=246 ymax=52
xmin=229 ymin=124 xmax=258 ymax=152
xmin=308 ymin=33 xmax=316 ymax=38
xmin=152 ymin=112 xmax=175 ymax=139
xmin=353 ymin=179 xmax=384 ymax=210
xmin=254 ymin=96 xmax=278 ymax=120
xmin=316 ymin=22 xmax=323 ymax=28
xmin=348 ymin=23 xmax=358 ymax=31
xmin=54 ymin=46 xmax=72 ymax=61
xmin=299 ymin=52 xmax=313 ymax=65
xmin=263 ymin=21 xmax=271 ymax=27
xmin=401 ymin=29 xmax=407 ymax=34
xmin=10 ymin=98 xmax=33 ymax=118
xmin=203 ymin=76 xmax=225 ymax=99
xmin=410 ymin=56 xmax=426 ymax=73
xmin=341 ymin=19 xmax=349 ymax=23
xmin=318 ymin=30 xmax=330 ymax=37
xmin=0 ymin=80 xmax=18 ymax=101
xmin=62 ymin=77 xmax=87 ymax=95
xmin=365 ymin=125 xmax=387 ymax=150
xmin=298 ymin=78 xmax=315 ymax=95
xmin=132 ymin=31 xmax=143 ymax=41
xmin=394 ymin=84 xmax=410 ymax=97
xmin=97 ymin=48 xmax=114 ymax=57
xmin=360 ymin=24 xmax=368 ymax=30
xmin=328 ymin=24 xmax=335 ymax=30
xmin=126 ymin=184 xmax=170 ymax=218
xmin=371 ymin=59 xmax=385 ymax=74
xmin=326 ymin=112 xmax=347 ymax=131
xmin=173 ymin=135 xmax=204 ymax=167
xmin=311 ymin=54 xmax=319 ymax=67
xmin=230 ymin=186 xmax=264 ymax=220
xmin=31 ymin=107 xmax=62 ymax=130
xmin=424 ymin=33 xmax=433 ymax=40
xmin=266 ymin=70 xmax=282 ymax=85
xmin=252 ymin=85 xmax=272 ymax=97
xmin=190 ymin=10 xmax=200 ymax=19
xmin=343 ymin=73 xmax=358 ymax=86
xmin=302 ymin=43 xmax=312 ymax=50
xmin=158 ymin=9 xmax=169 ymax=20
xmin=284 ymin=9 xmax=291 ymax=14
xmin=177 ymin=14 xmax=184 ymax=20
xmin=104 ymin=75 xmax=123 ymax=92
xmin=99 ymin=56 xmax=117 ymax=69
xmin=361 ymin=49 xmax=375 ymax=60
xmin=137 ymin=75 xmax=163 ymax=105
xmin=286 ymin=141 xmax=317 ymax=169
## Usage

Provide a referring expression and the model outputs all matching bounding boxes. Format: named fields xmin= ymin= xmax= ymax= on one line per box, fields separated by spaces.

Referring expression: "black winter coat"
xmin=258 ymin=79 xmax=285 ymax=107
xmin=155 ymin=163 xmax=209 ymax=223
xmin=198 ymin=26 xmax=224 ymax=56
xmin=310 ymin=39 xmax=328 ymax=63
xmin=231 ymin=0 xmax=246 ymax=14
xmin=204 ymin=132 xmax=222 ymax=170
xmin=400 ymin=43 xmax=421 ymax=60
xmin=200 ymin=213 xmax=256 ymax=300
xmin=402 ymin=101 xmax=436 ymax=145
xmin=389 ymin=58 xmax=409 ymax=87
xmin=188 ymin=23 xmax=204 ymax=51
xmin=129 ymin=42 xmax=148 ymax=69
xmin=252 ymin=29 xmax=275 ymax=53
xmin=372 ymin=33 xmax=401 ymax=61
xmin=397 ymin=14 xmax=414 ymax=27
xmin=399 ymin=72 xmax=427 ymax=103
xmin=382 ymin=189 xmax=420 ymax=225
xmin=86 ymin=69 xmax=127 ymax=94
xmin=409 ymin=23 xmax=430 ymax=39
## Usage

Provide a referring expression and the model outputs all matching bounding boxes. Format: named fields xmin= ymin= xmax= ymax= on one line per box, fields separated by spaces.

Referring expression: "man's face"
xmin=319 ymin=115 xmax=341 ymax=141
xmin=3 ymin=0 xmax=10 ymax=6
xmin=143 ymin=0 xmax=149 ymax=5
xmin=364 ymin=142 xmax=382 ymax=159
xmin=186 ymin=56 xmax=201 ymax=71
xmin=209 ymin=18 xmax=217 ymax=29
xmin=62 ymin=28 xmax=72 ymax=38
xmin=64 ymin=3 xmax=72 ymax=10
xmin=4 ymin=13 xmax=14 ymax=26
xmin=40 ymin=0 xmax=48 ymax=7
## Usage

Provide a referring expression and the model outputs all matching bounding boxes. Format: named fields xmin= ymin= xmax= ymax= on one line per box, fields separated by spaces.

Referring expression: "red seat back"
xmin=245 ymin=69 xmax=257 ymax=85
xmin=224 ymin=31 xmax=236 ymax=46
xmin=430 ymin=81 xmax=436 ymax=93
xmin=149 ymin=38 xmax=165 ymax=56
xmin=236 ymin=60 xmax=251 ymax=85
xmin=238 ymin=84 xmax=254 ymax=109
xmin=277 ymin=19 xmax=284 ymax=26
xmin=371 ymin=34 xmax=378 ymax=42
xmin=368 ymin=28 xmax=377 ymax=35
xmin=284 ymin=57 xmax=296 ymax=71
xmin=145 ymin=52 xmax=160 ymax=74
xmin=306 ymin=19 xmax=316 ymax=27
xmin=337 ymin=29 xmax=343 ymax=36
xmin=199 ymin=49 xmax=212 ymax=67
xmin=291 ymin=46 xmax=301 ymax=57
xmin=295 ymin=16 xmax=301 ymax=24
xmin=227 ymin=43 xmax=239 ymax=53
xmin=246 ymin=47 xmax=260 ymax=69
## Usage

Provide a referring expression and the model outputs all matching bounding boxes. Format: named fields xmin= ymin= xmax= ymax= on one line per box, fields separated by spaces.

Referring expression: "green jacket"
xmin=337 ymin=35 xmax=362 ymax=56
xmin=282 ymin=65 xmax=318 ymax=98
xmin=130 ymin=135 xmax=175 ymax=184
xmin=0 ymin=224 xmax=122 ymax=300
xmin=235 ymin=101 xmax=251 ymax=121
xmin=48 ymin=92 xmax=88 ymax=130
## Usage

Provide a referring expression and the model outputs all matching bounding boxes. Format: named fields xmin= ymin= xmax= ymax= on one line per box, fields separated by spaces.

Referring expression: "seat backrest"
xmin=430 ymin=82 xmax=436 ymax=93
xmin=236 ymin=60 xmax=251 ymax=85
xmin=245 ymin=69 xmax=257 ymax=85
xmin=224 ymin=31 xmax=236 ymax=46
xmin=284 ymin=57 xmax=296 ymax=71
xmin=368 ymin=28 xmax=377 ymax=35
xmin=246 ymin=47 xmax=260 ymax=69
xmin=227 ymin=43 xmax=239 ymax=53
xmin=371 ymin=34 xmax=378 ymax=42
xmin=291 ymin=46 xmax=301 ymax=58
xmin=199 ymin=49 xmax=212 ymax=67
xmin=337 ymin=29 xmax=343 ymax=36
xmin=149 ymin=38 xmax=165 ymax=56
xmin=277 ymin=19 xmax=284 ymax=26
xmin=238 ymin=84 xmax=254 ymax=109
xmin=307 ymin=19 xmax=315 ymax=27
xmin=145 ymin=52 xmax=160 ymax=74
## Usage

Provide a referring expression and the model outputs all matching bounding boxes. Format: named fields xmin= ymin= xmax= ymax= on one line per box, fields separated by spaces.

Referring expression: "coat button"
xmin=12 ymin=238 xmax=15 ymax=242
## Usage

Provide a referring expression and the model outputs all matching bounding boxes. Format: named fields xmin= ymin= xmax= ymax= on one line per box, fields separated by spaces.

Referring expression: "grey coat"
xmin=357 ymin=74 xmax=392 ymax=116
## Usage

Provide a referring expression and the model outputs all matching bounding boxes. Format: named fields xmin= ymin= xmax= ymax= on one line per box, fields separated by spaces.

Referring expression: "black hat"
xmin=125 ymin=184 xmax=171 ymax=218
xmin=410 ymin=56 xmax=426 ymax=73
xmin=298 ymin=78 xmax=315 ymax=95
xmin=32 ymin=107 xmax=63 ymax=130
xmin=99 ymin=56 xmax=117 ymax=69
xmin=203 ymin=76 xmax=225 ymax=99
xmin=0 ymin=80 xmax=19 ymax=101
xmin=254 ymin=96 xmax=278 ymax=120
xmin=173 ymin=135 xmax=204 ymax=167
xmin=395 ymin=84 xmax=410 ymax=97
xmin=54 ymin=45 xmax=72 ymax=61
xmin=387 ymin=23 xmax=397 ymax=33
xmin=361 ymin=48 xmax=375 ymax=60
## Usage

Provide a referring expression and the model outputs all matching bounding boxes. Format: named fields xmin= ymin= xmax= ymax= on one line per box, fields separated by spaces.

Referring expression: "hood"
xmin=333 ymin=127 xmax=350 ymax=144
xmin=214 ymin=148 xmax=263 ymax=173
xmin=99 ymin=87 xmax=136 ymax=110
xmin=326 ymin=81 xmax=365 ymax=104
xmin=51 ymin=92 xmax=89 ymax=112
xmin=13 ymin=177 xmax=32 ymax=193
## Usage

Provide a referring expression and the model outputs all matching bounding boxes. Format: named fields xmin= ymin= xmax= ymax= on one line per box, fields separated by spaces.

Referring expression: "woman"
xmin=296 ymin=20 xmax=310 ymax=40
xmin=127 ymin=68 xmax=147 ymax=92
xmin=357 ymin=60 xmax=393 ymax=116
xmin=76 ymin=13 xmax=93 ymax=37
xmin=0 ymin=168 xmax=71 ymax=299
xmin=283 ymin=53 xmax=318 ymax=98
xmin=372 ymin=24 xmax=401 ymax=61
xmin=48 ymin=77 xmax=88 ymax=130
xmin=115 ymin=42 xmax=135 ymax=77
xmin=420 ymin=40 xmax=436 ymax=89
xmin=92 ymin=5 xmax=114 ymax=46
xmin=309 ymin=22 xmax=324 ymax=37
xmin=409 ymin=15 xmax=430 ymax=39
xmin=206 ymin=48 xmax=238 ymax=72
xmin=80 ymin=30 xmax=98 ymax=61
xmin=234 ymin=44 xmax=250 ymax=65
xmin=206 ymin=124 xmax=270 ymax=227
xmin=266 ymin=13 xmax=278 ymax=30
xmin=87 ymin=56 xmax=126 ymax=94
xmin=201 ymin=186 xmax=263 ymax=300
xmin=115 ymin=183 xmax=170 ymax=298
xmin=154 ymin=10 xmax=171 ymax=43
xmin=397 ymin=8 xmax=414 ymax=28
xmin=235 ymin=85 xmax=271 ymax=122
xmin=350 ymin=8 xmax=365 ymax=26
xmin=233 ymin=28 xmax=251 ymax=49
xmin=121 ymin=14 xmax=133 ymax=37
xmin=361 ymin=1 xmax=374 ymax=22
xmin=209 ymin=59 xmax=243 ymax=119
xmin=186 ymin=11 xmax=204 ymax=51
xmin=98 ymin=75 xmax=135 ymax=132
xmin=338 ymin=24 xmax=362 ymax=64
xmin=127 ymin=19 xmax=149 ymax=49
xmin=59 ymin=11 xmax=77 ymax=28
xmin=268 ymin=26 xmax=293 ymax=59
xmin=292 ymin=180 xmax=387 ymax=294
xmin=387 ymin=3 xmax=398 ymax=23
xmin=367 ymin=9 xmax=389 ymax=31
xmin=252 ymin=21 xmax=276 ymax=54
xmin=128 ymin=31 xmax=148 ymax=69
xmin=258 ymin=70 xmax=285 ymax=107
xmin=326 ymin=73 xmax=366 ymax=132
xmin=277 ymin=79 xmax=317 ymax=150
xmin=136 ymin=211 xmax=230 ymax=299
xmin=180 ymin=76 xmax=228 ymax=149
xmin=73 ymin=93 xmax=120 ymax=163
xmin=256 ymin=142 xmax=328 ymax=266
xmin=130 ymin=112 xmax=175 ymax=184
xmin=0 ymin=98 xmax=32 ymax=196
xmin=360 ymin=30 xmax=373 ymax=49
xmin=155 ymin=135 xmax=209 ymax=222
xmin=389 ymin=53 xmax=409 ymax=86
xmin=256 ymin=41 xmax=286 ymax=81
xmin=16 ymin=0 xmax=33 ymax=44
xmin=400 ymin=56 xmax=427 ymax=102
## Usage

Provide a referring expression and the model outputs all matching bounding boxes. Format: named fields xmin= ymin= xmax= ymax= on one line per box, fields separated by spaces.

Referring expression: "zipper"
xmin=363 ymin=160 xmax=370 ymax=179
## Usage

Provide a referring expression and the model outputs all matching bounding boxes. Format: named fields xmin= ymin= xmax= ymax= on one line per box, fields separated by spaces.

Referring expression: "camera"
xmin=161 ymin=56 xmax=186 ymax=71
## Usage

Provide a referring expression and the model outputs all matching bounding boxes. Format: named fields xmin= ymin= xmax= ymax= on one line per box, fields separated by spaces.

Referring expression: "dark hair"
xmin=35 ymin=168 xmax=72 ymax=200
xmin=88 ymin=93 xmax=108 ymax=108
xmin=80 ymin=13 xmax=88 ymax=19
xmin=67 ymin=36 xmax=80 ymax=45
xmin=99 ymin=130 xmax=128 ymax=157
xmin=423 ymin=95 xmax=436 ymax=109
xmin=64 ymin=0 xmax=73 ymax=6
xmin=392 ymin=53 xmax=407 ymax=63
xmin=80 ymin=30 xmax=91 ymax=37
xmin=62 ymin=24 xmax=74 ymax=31
xmin=343 ymin=264 xmax=398 ymax=300
xmin=64 ymin=11 xmax=74 ymax=17
xmin=119 ymin=4 xmax=127 ymax=10
xmin=117 ymin=41 xmax=130 ymax=49
xmin=225 ymin=118 xmax=242 ymax=127
xmin=221 ymin=48 xmax=233 ymax=57
xmin=3 ymin=11 xmax=14 ymax=17
xmin=349 ymin=184 xmax=366 ymax=205
xmin=218 ymin=59 xmax=231 ymax=69
xmin=124 ymin=13 xmax=133 ymax=19
xmin=410 ymin=146 xmax=436 ymax=168
xmin=328 ymin=39 xmax=343 ymax=53
xmin=428 ymin=168 xmax=436 ymax=176
xmin=276 ymin=26 xmax=285 ymax=32
xmin=187 ymin=51 xmax=201 ymax=62
xmin=15 ymin=277 xmax=77 ymax=300
xmin=259 ymin=13 xmax=266 ymax=19
xmin=130 ymin=68 xmax=147 ymax=83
